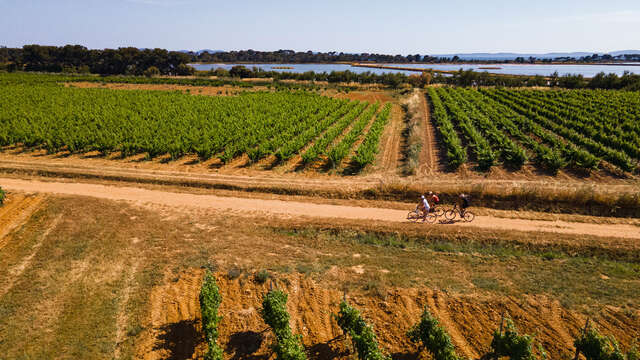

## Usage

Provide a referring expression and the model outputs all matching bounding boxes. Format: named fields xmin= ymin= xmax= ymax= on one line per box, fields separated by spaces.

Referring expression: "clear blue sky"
xmin=1 ymin=0 xmax=639 ymax=54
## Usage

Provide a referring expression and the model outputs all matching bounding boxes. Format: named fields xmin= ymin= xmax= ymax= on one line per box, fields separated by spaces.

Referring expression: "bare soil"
xmin=418 ymin=90 xmax=443 ymax=174
xmin=138 ymin=269 xmax=639 ymax=360
xmin=377 ymin=104 xmax=403 ymax=174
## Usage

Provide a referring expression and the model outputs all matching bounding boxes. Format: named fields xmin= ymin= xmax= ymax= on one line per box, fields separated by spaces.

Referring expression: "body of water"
xmin=190 ymin=62 xmax=640 ymax=77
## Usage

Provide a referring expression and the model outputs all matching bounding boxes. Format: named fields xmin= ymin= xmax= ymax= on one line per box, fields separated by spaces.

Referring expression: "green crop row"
xmin=353 ymin=103 xmax=393 ymax=168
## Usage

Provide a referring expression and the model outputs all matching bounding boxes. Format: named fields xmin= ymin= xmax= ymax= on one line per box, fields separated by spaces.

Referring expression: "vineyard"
xmin=199 ymin=276 xmax=639 ymax=360
xmin=0 ymin=76 xmax=391 ymax=173
xmin=428 ymin=87 xmax=640 ymax=175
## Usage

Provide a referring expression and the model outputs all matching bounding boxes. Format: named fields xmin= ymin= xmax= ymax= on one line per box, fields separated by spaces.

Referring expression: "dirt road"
xmin=2 ymin=177 xmax=639 ymax=239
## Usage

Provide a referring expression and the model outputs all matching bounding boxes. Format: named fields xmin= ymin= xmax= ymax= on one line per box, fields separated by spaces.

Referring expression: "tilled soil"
xmin=138 ymin=270 xmax=640 ymax=360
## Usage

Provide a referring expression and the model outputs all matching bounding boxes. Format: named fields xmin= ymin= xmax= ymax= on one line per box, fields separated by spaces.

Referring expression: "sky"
xmin=1 ymin=0 xmax=639 ymax=55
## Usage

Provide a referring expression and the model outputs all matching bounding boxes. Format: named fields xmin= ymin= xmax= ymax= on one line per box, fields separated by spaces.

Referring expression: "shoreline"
xmin=189 ymin=61 xmax=640 ymax=66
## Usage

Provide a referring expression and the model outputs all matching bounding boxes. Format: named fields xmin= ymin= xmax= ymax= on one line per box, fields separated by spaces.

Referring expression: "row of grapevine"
xmin=200 ymin=277 xmax=637 ymax=360
xmin=425 ymin=87 xmax=640 ymax=174
xmin=443 ymin=88 xmax=528 ymax=169
xmin=199 ymin=271 xmax=223 ymax=360
xmin=261 ymin=290 xmax=308 ymax=360
xmin=512 ymin=90 xmax=640 ymax=159
xmin=437 ymin=87 xmax=497 ymax=170
xmin=273 ymin=101 xmax=355 ymax=161
xmin=489 ymin=89 xmax=635 ymax=172
xmin=335 ymin=300 xmax=390 ymax=360
xmin=352 ymin=103 xmax=393 ymax=168
xmin=426 ymin=88 xmax=467 ymax=169
xmin=327 ymin=102 xmax=380 ymax=167
xmin=0 ymin=80 xmax=394 ymax=172
xmin=301 ymin=102 xmax=368 ymax=164
xmin=468 ymin=90 xmax=598 ymax=172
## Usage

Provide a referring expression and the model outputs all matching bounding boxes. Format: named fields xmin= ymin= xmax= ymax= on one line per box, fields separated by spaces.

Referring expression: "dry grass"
xmin=1 ymin=158 xmax=638 ymax=218
xmin=0 ymin=195 xmax=638 ymax=359
xmin=400 ymin=91 xmax=424 ymax=175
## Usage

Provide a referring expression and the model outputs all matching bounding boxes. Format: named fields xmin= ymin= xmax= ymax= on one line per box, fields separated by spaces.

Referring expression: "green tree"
xmin=143 ymin=66 xmax=160 ymax=78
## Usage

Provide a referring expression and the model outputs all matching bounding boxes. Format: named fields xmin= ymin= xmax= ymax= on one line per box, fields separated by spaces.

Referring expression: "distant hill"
xmin=432 ymin=51 xmax=640 ymax=60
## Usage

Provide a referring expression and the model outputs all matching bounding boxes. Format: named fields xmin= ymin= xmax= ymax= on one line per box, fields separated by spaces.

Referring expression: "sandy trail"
xmin=1 ymin=177 xmax=639 ymax=239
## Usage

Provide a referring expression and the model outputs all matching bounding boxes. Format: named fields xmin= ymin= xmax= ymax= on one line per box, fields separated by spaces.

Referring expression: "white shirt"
xmin=422 ymin=198 xmax=430 ymax=211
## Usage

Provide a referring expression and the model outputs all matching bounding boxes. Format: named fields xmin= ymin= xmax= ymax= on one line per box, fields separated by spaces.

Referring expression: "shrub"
xmin=261 ymin=290 xmax=307 ymax=360
xmin=0 ymin=186 xmax=5 ymax=205
xmin=407 ymin=307 xmax=459 ymax=360
xmin=255 ymin=270 xmax=271 ymax=284
xmin=199 ymin=271 xmax=223 ymax=360
xmin=574 ymin=326 xmax=628 ymax=360
xmin=335 ymin=300 xmax=390 ymax=360
xmin=143 ymin=66 xmax=160 ymax=78
xmin=490 ymin=318 xmax=538 ymax=360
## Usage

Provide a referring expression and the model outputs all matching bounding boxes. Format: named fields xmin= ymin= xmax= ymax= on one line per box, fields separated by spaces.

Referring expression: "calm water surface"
xmin=190 ymin=63 xmax=640 ymax=77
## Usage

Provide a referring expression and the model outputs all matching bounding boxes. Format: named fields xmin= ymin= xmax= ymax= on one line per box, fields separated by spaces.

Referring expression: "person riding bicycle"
xmin=418 ymin=194 xmax=431 ymax=220
xmin=458 ymin=193 xmax=470 ymax=215
xmin=428 ymin=191 xmax=440 ymax=209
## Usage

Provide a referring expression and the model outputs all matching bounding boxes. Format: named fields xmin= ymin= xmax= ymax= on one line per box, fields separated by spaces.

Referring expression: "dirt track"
xmin=2 ymin=177 xmax=639 ymax=239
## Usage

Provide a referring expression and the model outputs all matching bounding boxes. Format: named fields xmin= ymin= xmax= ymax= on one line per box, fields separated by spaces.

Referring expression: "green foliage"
xmin=261 ymin=290 xmax=307 ymax=360
xmin=255 ymin=270 xmax=270 ymax=284
xmin=327 ymin=102 xmax=380 ymax=167
xmin=427 ymin=88 xmax=466 ymax=169
xmin=199 ymin=271 xmax=223 ymax=360
xmin=490 ymin=319 xmax=538 ymax=360
xmin=0 ymin=77 xmax=349 ymax=165
xmin=430 ymin=86 xmax=640 ymax=174
xmin=335 ymin=300 xmax=390 ymax=360
xmin=143 ymin=66 xmax=160 ymax=78
xmin=407 ymin=307 xmax=459 ymax=360
xmin=0 ymin=186 xmax=5 ymax=205
xmin=574 ymin=327 xmax=627 ymax=360
xmin=353 ymin=103 xmax=393 ymax=168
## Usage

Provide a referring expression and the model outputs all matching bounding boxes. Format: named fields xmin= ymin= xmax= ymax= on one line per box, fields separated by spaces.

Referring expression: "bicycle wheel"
xmin=445 ymin=209 xmax=456 ymax=220
xmin=423 ymin=213 xmax=438 ymax=224
xmin=434 ymin=208 xmax=445 ymax=217
xmin=463 ymin=211 xmax=475 ymax=222
xmin=407 ymin=211 xmax=420 ymax=222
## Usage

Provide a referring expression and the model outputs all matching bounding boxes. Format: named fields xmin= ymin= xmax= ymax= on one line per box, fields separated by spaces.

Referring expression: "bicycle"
xmin=444 ymin=204 xmax=475 ymax=222
xmin=407 ymin=206 xmax=437 ymax=223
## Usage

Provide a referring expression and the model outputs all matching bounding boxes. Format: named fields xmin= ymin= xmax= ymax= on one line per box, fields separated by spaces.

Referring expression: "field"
xmin=428 ymin=87 xmax=640 ymax=174
xmin=0 ymin=74 xmax=391 ymax=172
xmin=0 ymin=72 xmax=639 ymax=360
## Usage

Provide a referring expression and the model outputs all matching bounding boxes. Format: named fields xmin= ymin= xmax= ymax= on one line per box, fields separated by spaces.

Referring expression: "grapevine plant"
xmin=490 ymin=318 xmax=539 ymax=360
xmin=335 ymin=300 xmax=390 ymax=360
xmin=199 ymin=271 xmax=223 ymax=360
xmin=407 ymin=307 xmax=460 ymax=360
xmin=260 ymin=290 xmax=307 ymax=360
xmin=574 ymin=326 xmax=638 ymax=360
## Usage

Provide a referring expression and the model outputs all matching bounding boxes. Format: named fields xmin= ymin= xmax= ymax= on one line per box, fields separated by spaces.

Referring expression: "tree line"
xmin=1 ymin=45 xmax=639 ymax=90
xmin=0 ymin=44 xmax=194 ymax=75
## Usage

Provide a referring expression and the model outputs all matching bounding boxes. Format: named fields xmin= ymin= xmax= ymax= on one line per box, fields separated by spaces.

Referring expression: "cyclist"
xmin=458 ymin=193 xmax=470 ymax=215
xmin=418 ymin=194 xmax=430 ymax=220
xmin=428 ymin=191 xmax=440 ymax=209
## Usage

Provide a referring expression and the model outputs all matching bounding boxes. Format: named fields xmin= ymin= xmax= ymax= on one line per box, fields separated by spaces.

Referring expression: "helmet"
xmin=428 ymin=191 xmax=433 ymax=195
xmin=421 ymin=195 xmax=425 ymax=199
